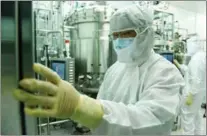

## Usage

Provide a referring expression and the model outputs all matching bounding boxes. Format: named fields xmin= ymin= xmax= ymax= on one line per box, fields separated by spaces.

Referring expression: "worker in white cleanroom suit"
xmin=13 ymin=5 xmax=184 ymax=135
xmin=181 ymin=49 xmax=206 ymax=135
xmin=173 ymin=36 xmax=203 ymax=76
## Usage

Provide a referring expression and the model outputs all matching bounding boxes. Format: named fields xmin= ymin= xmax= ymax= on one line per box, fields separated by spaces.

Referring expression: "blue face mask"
xmin=113 ymin=38 xmax=134 ymax=50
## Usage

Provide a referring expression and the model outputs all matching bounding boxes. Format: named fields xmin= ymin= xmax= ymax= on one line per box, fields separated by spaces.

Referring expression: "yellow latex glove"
xmin=185 ymin=93 xmax=193 ymax=106
xmin=173 ymin=59 xmax=180 ymax=68
xmin=13 ymin=63 xmax=103 ymax=128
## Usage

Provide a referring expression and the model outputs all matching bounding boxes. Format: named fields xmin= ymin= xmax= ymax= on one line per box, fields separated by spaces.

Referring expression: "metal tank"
xmin=66 ymin=6 xmax=116 ymax=92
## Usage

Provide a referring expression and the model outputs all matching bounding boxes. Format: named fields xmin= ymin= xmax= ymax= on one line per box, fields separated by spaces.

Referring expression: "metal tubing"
xmin=38 ymin=120 xmax=71 ymax=127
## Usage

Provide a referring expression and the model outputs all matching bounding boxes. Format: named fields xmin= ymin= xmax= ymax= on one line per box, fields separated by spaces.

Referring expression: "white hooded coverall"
xmin=176 ymin=36 xmax=203 ymax=77
xmin=92 ymin=5 xmax=185 ymax=135
xmin=181 ymin=51 xmax=206 ymax=135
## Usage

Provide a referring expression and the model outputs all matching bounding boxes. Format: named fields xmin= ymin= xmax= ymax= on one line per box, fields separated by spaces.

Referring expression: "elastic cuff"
xmin=71 ymin=95 xmax=104 ymax=129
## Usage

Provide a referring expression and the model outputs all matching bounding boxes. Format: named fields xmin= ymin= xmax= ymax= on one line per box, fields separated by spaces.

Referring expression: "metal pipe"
xmin=46 ymin=118 xmax=50 ymax=135
xmin=47 ymin=30 xmax=62 ymax=34
xmin=50 ymin=1 xmax=53 ymax=48
xmin=46 ymin=31 xmax=64 ymax=58
xmin=63 ymin=26 xmax=76 ymax=29
xmin=42 ymin=45 xmax=51 ymax=135
xmin=36 ymin=30 xmax=63 ymax=46
xmin=36 ymin=29 xmax=61 ymax=33
xmin=44 ymin=45 xmax=50 ymax=135
xmin=38 ymin=120 xmax=71 ymax=127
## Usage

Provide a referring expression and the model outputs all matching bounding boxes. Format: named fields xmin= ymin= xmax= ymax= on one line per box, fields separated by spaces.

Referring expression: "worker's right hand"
xmin=13 ymin=63 xmax=104 ymax=128
xmin=13 ymin=63 xmax=81 ymax=118
xmin=185 ymin=93 xmax=193 ymax=106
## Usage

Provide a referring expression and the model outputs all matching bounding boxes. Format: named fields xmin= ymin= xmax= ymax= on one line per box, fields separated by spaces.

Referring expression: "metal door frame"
xmin=15 ymin=1 xmax=38 ymax=135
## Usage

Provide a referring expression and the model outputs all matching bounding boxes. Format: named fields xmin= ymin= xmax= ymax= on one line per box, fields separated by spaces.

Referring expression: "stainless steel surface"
xmin=67 ymin=6 xmax=115 ymax=75
xmin=41 ymin=45 xmax=51 ymax=135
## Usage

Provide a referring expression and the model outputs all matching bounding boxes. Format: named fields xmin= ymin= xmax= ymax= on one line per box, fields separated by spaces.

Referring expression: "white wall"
xmin=159 ymin=5 xmax=206 ymax=39
xmin=164 ymin=6 xmax=196 ymax=34
xmin=195 ymin=14 xmax=206 ymax=39
xmin=160 ymin=4 xmax=206 ymax=50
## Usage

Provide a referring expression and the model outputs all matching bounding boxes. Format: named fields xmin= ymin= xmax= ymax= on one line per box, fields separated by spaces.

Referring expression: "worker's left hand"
xmin=173 ymin=59 xmax=180 ymax=68
xmin=13 ymin=63 xmax=81 ymax=118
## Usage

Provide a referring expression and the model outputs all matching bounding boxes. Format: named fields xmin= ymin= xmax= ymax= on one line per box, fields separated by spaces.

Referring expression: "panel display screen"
xmin=161 ymin=53 xmax=174 ymax=63
xmin=51 ymin=61 xmax=65 ymax=80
